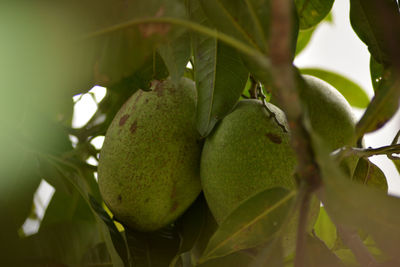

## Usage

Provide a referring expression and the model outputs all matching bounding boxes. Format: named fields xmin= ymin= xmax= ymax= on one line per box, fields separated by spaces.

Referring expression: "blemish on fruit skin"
xmin=119 ymin=114 xmax=130 ymax=126
xmin=170 ymin=202 xmax=178 ymax=212
xmin=130 ymin=121 xmax=138 ymax=134
xmin=266 ymin=133 xmax=282 ymax=144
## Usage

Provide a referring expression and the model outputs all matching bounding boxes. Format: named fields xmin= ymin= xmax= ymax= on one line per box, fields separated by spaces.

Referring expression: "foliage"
xmin=1 ymin=0 xmax=400 ymax=267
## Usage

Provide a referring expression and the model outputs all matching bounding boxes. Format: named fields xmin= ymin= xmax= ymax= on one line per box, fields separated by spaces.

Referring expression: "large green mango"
xmin=201 ymin=76 xmax=356 ymax=254
xmin=98 ymin=78 xmax=202 ymax=232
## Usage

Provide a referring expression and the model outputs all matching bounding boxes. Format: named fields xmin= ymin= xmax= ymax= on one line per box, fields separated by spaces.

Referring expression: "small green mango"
xmin=298 ymin=75 xmax=358 ymax=176
xmin=98 ymin=78 xmax=202 ymax=232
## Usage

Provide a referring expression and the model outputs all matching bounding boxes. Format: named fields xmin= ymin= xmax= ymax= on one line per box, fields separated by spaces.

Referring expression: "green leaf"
xmin=305 ymin=234 xmax=345 ymax=267
xmin=369 ymin=56 xmax=384 ymax=92
xmin=355 ymin=65 xmax=400 ymax=137
xmin=314 ymin=207 xmax=337 ymax=249
xmin=295 ymin=0 xmax=334 ymax=29
xmin=194 ymin=40 xmax=249 ymax=136
xmin=349 ymin=0 xmax=400 ymax=65
xmin=200 ymin=188 xmax=296 ymax=262
xmin=300 ymin=68 xmax=369 ymax=108
xmin=317 ymin=145 xmax=400 ymax=263
xmin=295 ymin=27 xmax=316 ymax=56
xmin=158 ymin=32 xmax=192 ymax=85
xmin=352 ymin=158 xmax=388 ymax=192
xmin=190 ymin=0 xmax=249 ymax=136
xmin=40 ymin=190 xmax=94 ymax=229
xmin=126 ymin=226 xmax=180 ymax=267
xmin=199 ymin=0 xmax=269 ymax=51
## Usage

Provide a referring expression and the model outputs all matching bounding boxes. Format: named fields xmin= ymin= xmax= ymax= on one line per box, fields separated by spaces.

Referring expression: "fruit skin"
xmin=298 ymin=75 xmax=357 ymax=175
xmin=201 ymin=99 xmax=297 ymax=222
xmin=98 ymin=77 xmax=202 ymax=232
xmin=201 ymin=99 xmax=319 ymax=255
xmin=299 ymin=75 xmax=356 ymax=151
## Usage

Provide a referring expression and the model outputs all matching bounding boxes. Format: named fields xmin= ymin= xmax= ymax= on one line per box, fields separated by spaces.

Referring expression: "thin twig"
xmin=332 ymin=144 xmax=400 ymax=161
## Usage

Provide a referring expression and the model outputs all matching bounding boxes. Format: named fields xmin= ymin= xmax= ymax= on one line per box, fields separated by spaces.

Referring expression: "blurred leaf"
xmin=0 ymin=145 xmax=41 ymax=238
xmin=317 ymin=144 xmax=400 ymax=264
xmin=352 ymin=158 xmax=388 ymax=192
xmin=89 ymin=196 xmax=130 ymax=267
xmin=82 ymin=242 xmax=112 ymax=267
xmin=197 ymin=251 xmax=255 ymax=267
xmin=350 ymin=0 xmax=400 ymax=66
xmin=72 ymin=0 xmax=188 ymax=90
xmin=158 ymin=32 xmax=191 ymax=85
xmin=355 ymin=65 xmax=400 ymax=137
xmin=189 ymin=0 xmax=249 ymax=137
xmin=300 ymin=68 xmax=369 ymax=108
xmin=126 ymin=225 xmax=180 ymax=267
xmin=295 ymin=0 xmax=334 ymax=29
xmin=20 ymin=221 xmax=100 ymax=267
xmin=305 ymin=235 xmax=345 ymax=267
xmin=334 ymin=249 xmax=359 ymax=267
xmin=200 ymin=188 xmax=295 ymax=262
xmin=314 ymin=207 xmax=337 ymax=249
xmin=40 ymin=190 xmax=94 ymax=229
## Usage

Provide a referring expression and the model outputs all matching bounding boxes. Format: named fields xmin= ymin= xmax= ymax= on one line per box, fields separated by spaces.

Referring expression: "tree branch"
xmin=268 ymin=1 xmax=322 ymax=267
xmin=336 ymin=225 xmax=379 ymax=267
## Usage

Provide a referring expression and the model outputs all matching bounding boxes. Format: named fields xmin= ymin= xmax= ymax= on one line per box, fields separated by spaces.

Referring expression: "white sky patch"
xmin=91 ymin=135 xmax=105 ymax=150
xmin=72 ymin=93 xmax=97 ymax=128
xmin=22 ymin=180 xmax=55 ymax=236
xmin=89 ymin=86 xmax=107 ymax=103
xmin=186 ymin=61 xmax=193 ymax=69
xmin=87 ymin=156 xmax=98 ymax=166
xmin=72 ymin=86 xmax=108 ymax=129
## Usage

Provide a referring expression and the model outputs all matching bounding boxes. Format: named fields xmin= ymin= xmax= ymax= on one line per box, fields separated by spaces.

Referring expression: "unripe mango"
xmin=98 ymin=78 xmax=202 ymax=232
xmin=201 ymin=100 xmax=319 ymax=255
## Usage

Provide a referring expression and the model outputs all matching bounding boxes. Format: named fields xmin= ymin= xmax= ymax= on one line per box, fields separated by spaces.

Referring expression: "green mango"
xmin=298 ymin=75 xmax=358 ymax=176
xmin=98 ymin=77 xmax=202 ymax=232
xmin=201 ymin=99 xmax=320 ymax=256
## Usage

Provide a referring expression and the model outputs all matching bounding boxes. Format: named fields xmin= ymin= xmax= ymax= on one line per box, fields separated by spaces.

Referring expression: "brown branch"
xmin=268 ymin=1 xmax=322 ymax=267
